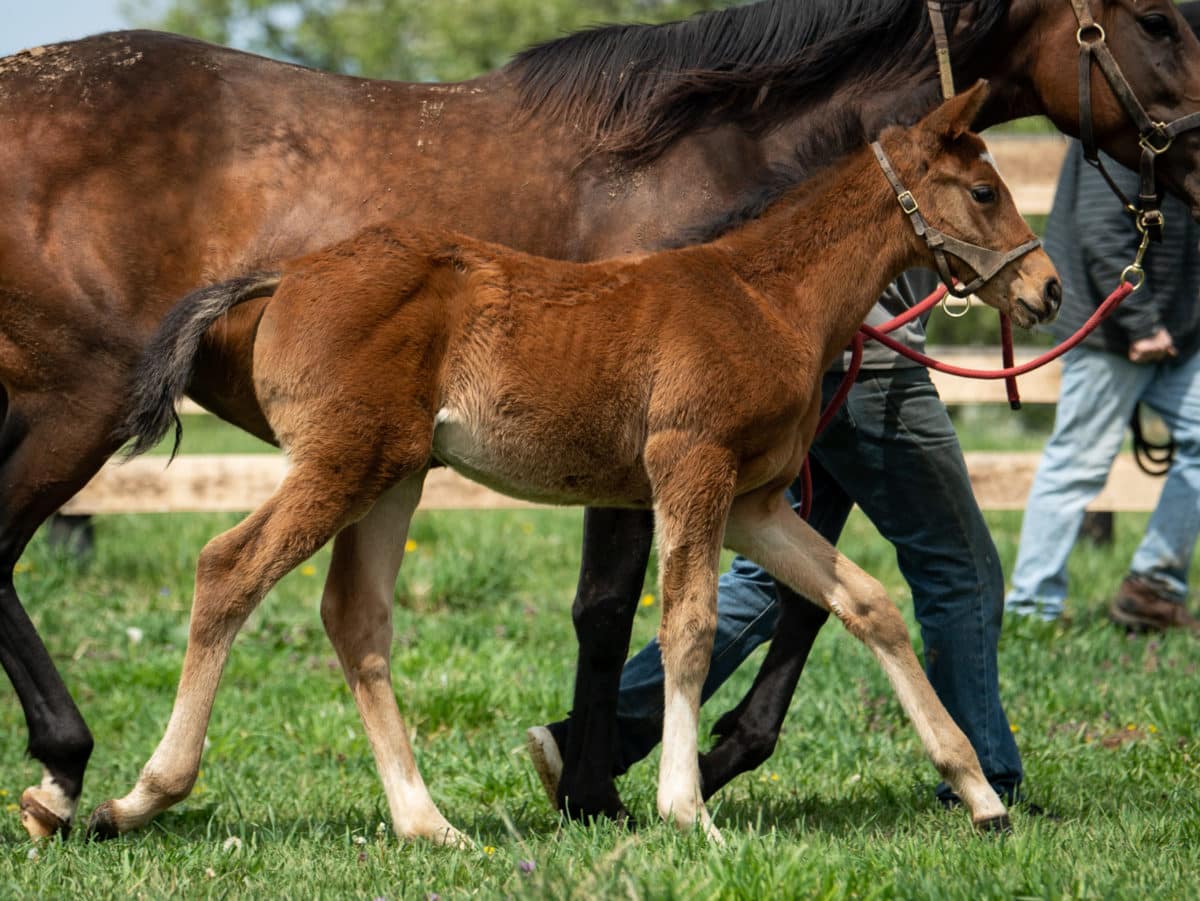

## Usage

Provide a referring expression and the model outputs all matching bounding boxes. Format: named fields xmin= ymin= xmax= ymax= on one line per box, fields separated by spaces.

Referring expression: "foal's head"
xmin=878 ymin=82 xmax=1061 ymax=329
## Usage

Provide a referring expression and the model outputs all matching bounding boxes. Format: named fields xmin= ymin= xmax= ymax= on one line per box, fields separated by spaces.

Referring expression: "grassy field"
xmin=1 ymin=416 xmax=1198 ymax=899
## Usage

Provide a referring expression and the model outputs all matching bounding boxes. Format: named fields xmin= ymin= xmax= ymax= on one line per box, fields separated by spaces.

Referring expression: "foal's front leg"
xmin=724 ymin=490 xmax=1010 ymax=831
xmin=320 ymin=474 xmax=466 ymax=846
xmin=647 ymin=436 xmax=737 ymax=842
xmin=88 ymin=458 xmax=389 ymax=838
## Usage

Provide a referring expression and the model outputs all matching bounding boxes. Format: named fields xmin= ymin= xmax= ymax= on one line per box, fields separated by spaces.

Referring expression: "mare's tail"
xmin=118 ymin=273 xmax=282 ymax=459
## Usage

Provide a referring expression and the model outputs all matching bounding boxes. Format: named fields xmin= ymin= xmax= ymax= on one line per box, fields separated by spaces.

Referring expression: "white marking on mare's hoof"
xmin=524 ymin=726 xmax=563 ymax=810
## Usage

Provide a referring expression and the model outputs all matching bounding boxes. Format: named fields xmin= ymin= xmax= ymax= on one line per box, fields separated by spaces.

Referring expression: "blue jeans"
xmin=1006 ymin=345 xmax=1200 ymax=619
xmin=611 ymin=367 xmax=1023 ymax=800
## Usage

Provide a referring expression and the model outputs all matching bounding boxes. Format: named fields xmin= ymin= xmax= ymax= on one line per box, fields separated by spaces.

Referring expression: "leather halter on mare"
xmin=871 ymin=140 xmax=1044 ymax=297
xmin=1070 ymin=0 xmax=1200 ymax=252
xmin=929 ymin=0 xmax=1200 ymax=286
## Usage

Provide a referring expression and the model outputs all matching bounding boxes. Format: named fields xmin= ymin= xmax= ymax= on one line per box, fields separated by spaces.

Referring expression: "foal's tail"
xmin=118 ymin=273 xmax=282 ymax=459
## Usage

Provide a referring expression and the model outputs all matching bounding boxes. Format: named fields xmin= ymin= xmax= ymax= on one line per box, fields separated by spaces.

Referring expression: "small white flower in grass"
xmin=126 ymin=627 xmax=144 ymax=644
xmin=222 ymin=836 xmax=243 ymax=853
xmin=354 ymin=835 xmax=367 ymax=846
xmin=26 ymin=848 xmax=38 ymax=861
xmin=376 ymin=821 xmax=387 ymax=835
xmin=205 ymin=868 xmax=216 ymax=879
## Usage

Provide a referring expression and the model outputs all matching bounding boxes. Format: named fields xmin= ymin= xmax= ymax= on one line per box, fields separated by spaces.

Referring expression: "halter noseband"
xmin=871 ymin=141 xmax=1043 ymax=298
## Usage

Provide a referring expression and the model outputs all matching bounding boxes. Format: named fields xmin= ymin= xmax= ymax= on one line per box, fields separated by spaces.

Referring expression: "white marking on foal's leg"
xmin=658 ymin=685 xmax=723 ymax=844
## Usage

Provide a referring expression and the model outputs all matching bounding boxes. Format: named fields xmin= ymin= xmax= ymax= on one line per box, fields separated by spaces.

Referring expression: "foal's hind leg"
xmin=320 ymin=474 xmax=466 ymax=847
xmin=724 ymin=490 xmax=1009 ymax=831
xmin=88 ymin=453 xmax=404 ymax=838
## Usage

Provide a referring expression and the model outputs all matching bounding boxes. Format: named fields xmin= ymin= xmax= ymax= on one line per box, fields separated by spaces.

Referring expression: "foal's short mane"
xmin=510 ymin=0 xmax=1005 ymax=163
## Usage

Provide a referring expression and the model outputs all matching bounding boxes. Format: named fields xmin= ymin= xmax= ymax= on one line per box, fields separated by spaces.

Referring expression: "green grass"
xmin=2 ymin=417 xmax=1199 ymax=898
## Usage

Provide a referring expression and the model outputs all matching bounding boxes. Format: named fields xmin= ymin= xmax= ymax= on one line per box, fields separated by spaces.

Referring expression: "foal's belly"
xmin=431 ymin=406 xmax=652 ymax=508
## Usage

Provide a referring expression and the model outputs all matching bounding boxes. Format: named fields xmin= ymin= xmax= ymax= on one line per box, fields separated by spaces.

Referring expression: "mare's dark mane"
xmin=510 ymin=0 xmax=1005 ymax=162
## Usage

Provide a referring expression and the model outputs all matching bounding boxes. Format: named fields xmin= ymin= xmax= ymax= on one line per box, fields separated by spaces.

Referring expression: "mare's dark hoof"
xmin=561 ymin=794 xmax=634 ymax=828
xmin=18 ymin=791 xmax=70 ymax=840
xmin=974 ymin=813 xmax=1013 ymax=835
xmin=85 ymin=802 xmax=122 ymax=841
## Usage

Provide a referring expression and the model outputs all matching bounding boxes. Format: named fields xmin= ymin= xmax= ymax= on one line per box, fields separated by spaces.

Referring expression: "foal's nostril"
xmin=1044 ymin=277 xmax=1063 ymax=311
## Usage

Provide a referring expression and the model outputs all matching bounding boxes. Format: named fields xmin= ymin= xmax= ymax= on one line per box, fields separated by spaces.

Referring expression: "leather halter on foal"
xmin=871 ymin=140 xmax=1043 ymax=298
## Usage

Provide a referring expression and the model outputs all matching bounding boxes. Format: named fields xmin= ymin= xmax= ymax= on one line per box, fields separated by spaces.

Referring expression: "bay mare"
xmin=4 ymin=0 xmax=1200 ymax=839
xmin=103 ymin=86 xmax=1060 ymax=845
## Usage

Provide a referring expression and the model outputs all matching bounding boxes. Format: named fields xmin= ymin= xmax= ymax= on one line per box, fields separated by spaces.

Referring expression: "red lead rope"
xmin=797 ymin=279 xmax=1137 ymax=519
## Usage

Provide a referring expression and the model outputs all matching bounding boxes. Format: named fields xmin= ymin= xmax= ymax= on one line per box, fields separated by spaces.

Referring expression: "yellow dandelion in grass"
xmin=484 ymin=846 xmax=496 ymax=857
xmin=770 ymin=773 xmax=780 ymax=782
xmin=1149 ymin=724 xmax=1159 ymax=734
xmin=4 ymin=803 xmax=17 ymax=813
xmin=640 ymin=593 xmax=655 ymax=608
xmin=0 ymin=789 xmax=7 ymax=797
xmin=13 ymin=562 xmax=31 ymax=574
xmin=1010 ymin=724 xmax=1020 ymax=733
xmin=405 ymin=539 xmax=418 ymax=553
xmin=300 ymin=564 xmax=317 ymax=577
xmin=1127 ymin=723 xmax=1137 ymax=732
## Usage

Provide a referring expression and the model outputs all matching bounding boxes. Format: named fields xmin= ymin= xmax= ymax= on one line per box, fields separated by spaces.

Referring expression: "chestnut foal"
xmin=104 ymin=85 xmax=1058 ymax=845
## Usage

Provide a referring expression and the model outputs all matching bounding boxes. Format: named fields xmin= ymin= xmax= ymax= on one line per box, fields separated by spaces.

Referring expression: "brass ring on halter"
xmin=940 ymin=292 xmax=972 ymax=318
xmin=1139 ymin=125 xmax=1174 ymax=155
xmin=1076 ymin=24 xmax=1106 ymax=46
xmin=1121 ymin=264 xmax=1146 ymax=292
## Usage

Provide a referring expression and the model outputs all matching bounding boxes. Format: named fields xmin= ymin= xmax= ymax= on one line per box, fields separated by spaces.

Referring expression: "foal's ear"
xmin=924 ymin=79 xmax=991 ymax=141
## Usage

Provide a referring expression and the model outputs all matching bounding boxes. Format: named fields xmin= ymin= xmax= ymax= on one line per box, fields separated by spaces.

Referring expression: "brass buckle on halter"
xmin=1076 ymin=23 xmax=1106 ymax=47
xmin=897 ymin=191 xmax=919 ymax=215
xmin=1139 ymin=124 xmax=1174 ymax=155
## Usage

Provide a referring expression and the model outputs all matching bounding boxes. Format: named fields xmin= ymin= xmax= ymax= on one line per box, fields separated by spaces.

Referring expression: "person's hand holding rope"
xmin=1128 ymin=326 xmax=1178 ymax=362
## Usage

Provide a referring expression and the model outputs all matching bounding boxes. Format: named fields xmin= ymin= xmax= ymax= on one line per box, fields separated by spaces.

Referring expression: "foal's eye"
xmin=1138 ymin=14 xmax=1174 ymax=39
xmin=970 ymin=185 xmax=996 ymax=204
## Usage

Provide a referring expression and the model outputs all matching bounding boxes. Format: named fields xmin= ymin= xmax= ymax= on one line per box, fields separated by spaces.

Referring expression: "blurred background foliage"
xmin=123 ymin=0 xmax=733 ymax=80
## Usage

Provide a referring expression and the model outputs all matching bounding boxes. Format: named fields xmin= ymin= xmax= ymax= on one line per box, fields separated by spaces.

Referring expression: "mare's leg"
xmin=700 ymin=455 xmax=852 ymax=799
xmin=88 ymin=450 xmax=406 ymax=838
xmin=647 ymin=437 xmax=735 ymax=840
xmin=319 ymin=474 xmax=466 ymax=846
xmin=725 ymin=490 xmax=1009 ymax=830
xmin=0 ymin=388 xmax=126 ymax=837
xmin=555 ymin=507 xmax=653 ymax=821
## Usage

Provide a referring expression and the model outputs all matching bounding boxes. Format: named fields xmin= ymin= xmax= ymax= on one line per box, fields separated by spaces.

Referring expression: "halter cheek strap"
xmin=871 ymin=141 xmax=1043 ymax=297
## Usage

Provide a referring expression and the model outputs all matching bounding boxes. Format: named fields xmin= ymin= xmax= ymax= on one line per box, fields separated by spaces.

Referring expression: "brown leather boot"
xmin=1108 ymin=575 xmax=1200 ymax=633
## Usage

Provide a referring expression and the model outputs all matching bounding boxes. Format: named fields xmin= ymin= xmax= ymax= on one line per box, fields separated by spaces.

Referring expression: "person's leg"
xmin=1006 ymin=347 xmax=1150 ymax=620
xmin=810 ymin=367 xmax=1022 ymax=800
xmin=1126 ymin=352 xmax=1200 ymax=603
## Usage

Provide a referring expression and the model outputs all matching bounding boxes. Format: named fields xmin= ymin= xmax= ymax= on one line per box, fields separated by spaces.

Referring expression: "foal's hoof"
xmin=19 ymin=789 xmax=71 ymax=840
xmin=973 ymin=813 xmax=1013 ymax=835
xmin=84 ymin=801 xmax=122 ymax=841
